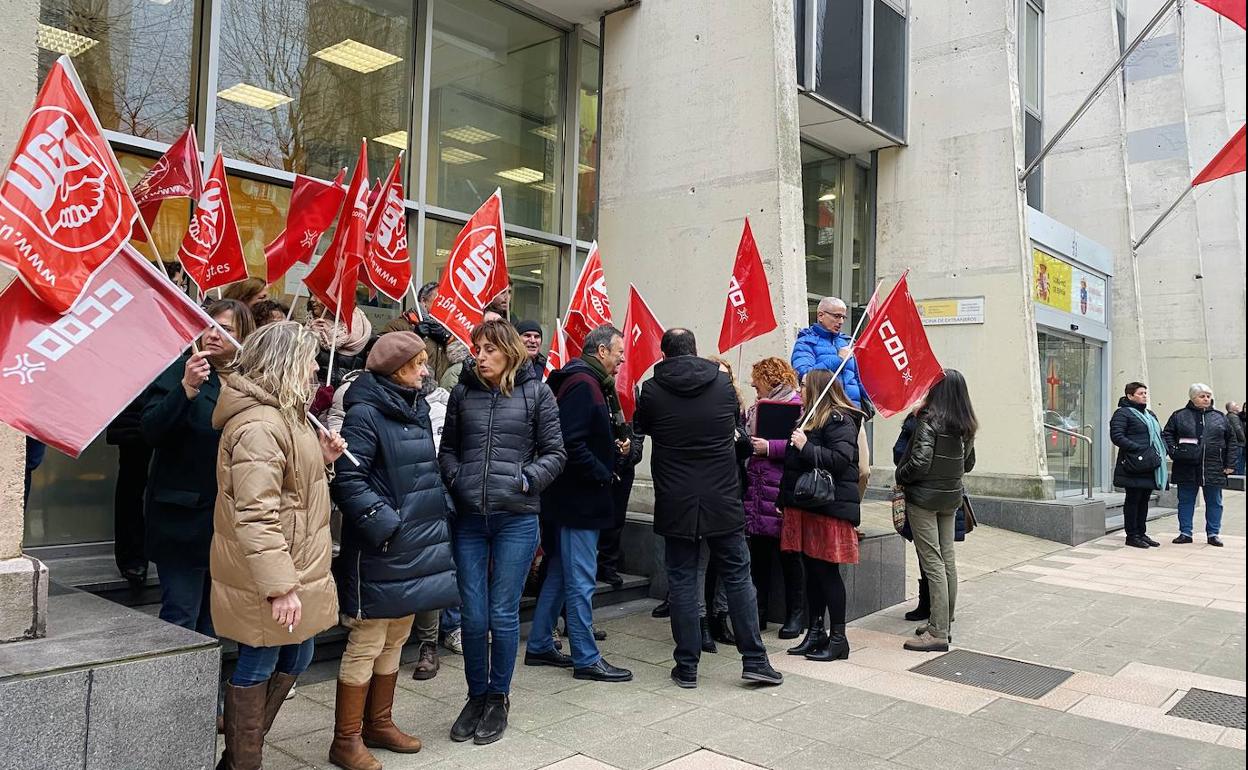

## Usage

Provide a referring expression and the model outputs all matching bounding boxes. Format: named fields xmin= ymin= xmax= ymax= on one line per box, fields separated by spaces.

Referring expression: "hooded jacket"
xmin=330 ymin=372 xmax=459 ymax=619
xmin=209 ymin=374 xmax=339 ymax=647
xmin=634 ymin=355 xmax=745 ymax=539
xmin=439 ymin=362 xmax=566 ymax=516
xmin=790 ymin=324 xmax=864 ymax=406
xmin=1163 ymin=402 xmax=1239 ymax=488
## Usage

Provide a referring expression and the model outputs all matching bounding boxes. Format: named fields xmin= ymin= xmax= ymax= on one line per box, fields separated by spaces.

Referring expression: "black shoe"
xmin=1142 ymin=535 xmax=1161 ymax=547
xmin=449 ymin=695 xmax=487 ymax=742
xmin=700 ymin=617 xmax=718 ymax=654
xmin=573 ymin=658 xmax=633 ymax=682
xmin=807 ymin=624 xmax=850 ymax=661
xmin=1126 ymin=536 xmax=1150 ymax=549
xmin=1172 ymin=534 xmax=1193 ymax=544
xmin=741 ymin=660 xmax=784 ymax=686
xmin=120 ymin=566 xmax=148 ymax=587
xmin=709 ymin=612 xmax=735 ymax=646
xmin=778 ymin=609 xmax=805 ymax=640
xmin=904 ymin=578 xmax=931 ymax=621
xmin=787 ymin=617 xmax=826 ymax=655
xmin=473 ymin=693 xmax=509 ymax=745
xmin=651 ymin=600 xmax=671 ymax=619
xmin=758 ymin=611 xmax=769 ymax=633
xmin=524 ymin=648 xmax=573 ymax=668
xmin=592 ymin=625 xmax=607 ymax=642
xmin=1208 ymin=536 xmax=1224 ymax=547
xmin=599 ymin=570 xmax=625 ymax=589
xmin=670 ymin=667 xmax=697 ymax=689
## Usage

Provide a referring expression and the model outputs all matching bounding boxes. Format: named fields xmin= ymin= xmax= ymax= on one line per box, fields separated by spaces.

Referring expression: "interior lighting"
xmin=313 ymin=39 xmax=402 ymax=73
xmin=577 ymin=163 xmax=595 ymax=174
xmin=218 ymin=83 xmax=293 ymax=110
xmin=37 ymin=23 xmax=98 ymax=56
xmin=818 ymin=192 xmax=837 ymax=202
xmin=531 ymin=125 xmax=559 ymax=141
xmin=373 ymin=131 xmax=408 ymax=149
xmin=496 ymin=167 xmax=545 ymax=184
xmin=441 ymin=147 xmax=486 ymax=165
xmin=442 ymin=126 xmax=500 ymax=144
xmin=530 ymin=180 xmax=557 ymax=194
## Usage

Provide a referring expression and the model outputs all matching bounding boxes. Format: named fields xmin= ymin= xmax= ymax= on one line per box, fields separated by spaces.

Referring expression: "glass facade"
xmin=28 ymin=0 xmax=600 ymax=548
xmin=1020 ymin=0 xmax=1044 ymax=209
xmin=1037 ymin=330 xmax=1103 ymax=495
xmin=800 ymin=142 xmax=875 ymax=325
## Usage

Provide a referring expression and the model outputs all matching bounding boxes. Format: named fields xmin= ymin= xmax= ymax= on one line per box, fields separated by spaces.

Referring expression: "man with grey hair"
xmin=791 ymin=296 xmax=865 ymax=406
xmin=1162 ymin=384 xmax=1240 ymax=546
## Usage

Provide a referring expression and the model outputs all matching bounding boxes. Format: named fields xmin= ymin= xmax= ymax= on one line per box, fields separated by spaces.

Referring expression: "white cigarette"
xmin=288 ymin=624 xmax=294 ymax=633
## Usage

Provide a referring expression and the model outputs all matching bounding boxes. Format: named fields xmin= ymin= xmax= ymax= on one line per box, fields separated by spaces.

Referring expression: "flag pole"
xmin=408 ymin=280 xmax=424 ymax=322
xmin=1133 ymin=185 xmax=1192 ymax=252
xmin=325 ymin=302 xmax=341 ymax=389
xmin=798 ymin=280 xmax=882 ymax=431
xmin=286 ymin=283 xmax=303 ymax=320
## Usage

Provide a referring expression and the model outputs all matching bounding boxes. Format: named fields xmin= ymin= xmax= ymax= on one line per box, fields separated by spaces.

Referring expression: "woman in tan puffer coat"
xmin=211 ymin=322 xmax=347 ymax=770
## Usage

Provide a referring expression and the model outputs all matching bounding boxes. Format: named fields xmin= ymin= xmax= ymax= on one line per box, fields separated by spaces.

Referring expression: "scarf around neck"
xmin=582 ymin=353 xmax=627 ymax=439
xmin=307 ymin=308 xmax=372 ymax=356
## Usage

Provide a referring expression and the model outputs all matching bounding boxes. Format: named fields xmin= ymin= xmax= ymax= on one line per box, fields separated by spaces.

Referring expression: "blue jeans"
xmin=157 ymin=562 xmax=214 ymax=637
xmin=527 ymin=526 xmax=602 ymax=668
xmin=1177 ymin=484 xmax=1224 ymax=537
xmin=440 ymin=606 xmax=462 ymax=635
xmin=231 ymin=639 xmax=315 ymax=687
xmin=454 ymin=513 xmax=540 ymax=696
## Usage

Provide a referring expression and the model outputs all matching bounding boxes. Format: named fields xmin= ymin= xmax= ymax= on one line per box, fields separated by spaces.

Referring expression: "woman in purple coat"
xmin=744 ymin=358 xmax=807 ymax=639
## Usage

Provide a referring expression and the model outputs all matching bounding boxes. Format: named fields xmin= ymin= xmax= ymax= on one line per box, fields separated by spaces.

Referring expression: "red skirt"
xmin=781 ymin=507 xmax=859 ymax=564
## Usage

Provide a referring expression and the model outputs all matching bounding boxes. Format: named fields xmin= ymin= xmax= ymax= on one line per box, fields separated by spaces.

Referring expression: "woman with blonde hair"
xmin=780 ymin=371 xmax=864 ymax=662
xmin=222 ymin=276 xmax=270 ymax=308
xmin=211 ymin=322 xmax=347 ymax=769
xmin=440 ymin=320 xmax=565 ymax=745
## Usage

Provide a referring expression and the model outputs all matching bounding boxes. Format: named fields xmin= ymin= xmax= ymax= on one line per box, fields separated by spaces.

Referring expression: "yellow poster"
xmin=1032 ymin=248 xmax=1071 ymax=312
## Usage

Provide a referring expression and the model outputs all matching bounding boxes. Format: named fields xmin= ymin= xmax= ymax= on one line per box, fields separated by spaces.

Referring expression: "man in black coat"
xmin=525 ymin=325 xmax=633 ymax=683
xmin=635 ymin=329 xmax=782 ymax=689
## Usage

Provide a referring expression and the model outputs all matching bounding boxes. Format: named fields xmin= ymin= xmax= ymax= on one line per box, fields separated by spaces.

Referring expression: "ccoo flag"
xmin=852 ymin=272 xmax=944 ymax=418
xmin=0 ymin=56 xmax=140 ymax=313
xmin=0 ymin=244 xmax=213 ymax=457
xmin=131 ymin=125 xmax=202 ymax=242
xmin=1194 ymin=0 xmax=1246 ymax=28
xmin=563 ymin=241 xmax=612 ymax=358
xmin=617 ymin=284 xmax=665 ymax=421
xmin=305 ymin=140 xmax=369 ymax=331
xmin=717 ymin=217 xmax=777 ymax=353
xmin=1192 ymin=124 xmax=1246 ymax=186
xmin=362 ymin=154 xmax=411 ymax=302
xmin=429 ymin=190 xmax=509 ymax=347
xmin=177 ymin=152 xmax=249 ymax=293
xmin=264 ymin=168 xmax=347 ymax=283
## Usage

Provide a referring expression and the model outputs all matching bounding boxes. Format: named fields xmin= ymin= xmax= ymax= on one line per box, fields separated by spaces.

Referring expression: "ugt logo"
xmin=185 ymin=178 xmax=225 ymax=255
xmin=372 ymin=189 xmax=407 ymax=263
xmin=585 ymin=268 xmax=609 ymax=321
xmin=877 ymin=319 xmax=909 ymax=372
xmin=1 ymin=108 xmax=117 ymax=251
xmin=450 ymin=225 xmax=499 ymax=307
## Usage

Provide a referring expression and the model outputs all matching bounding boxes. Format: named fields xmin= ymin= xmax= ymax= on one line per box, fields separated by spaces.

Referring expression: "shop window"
xmin=871 ymin=1 xmax=907 ymax=139
xmin=214 ymin=0 xmax=412 ymax=180
xmin=801 ymin=144 xmax=842 ymax=309
xmin=577 ymin=43 xmax=601 ymax=242
xmin=851 ymin=162 xmax=873 ymax=317
xmin=36 ymin=0 xmax=197 ymax=142
xmin=813 ymin=0 xmax=863 ymax=116
xmin=427 ymin=0 xmax=564 ymax=233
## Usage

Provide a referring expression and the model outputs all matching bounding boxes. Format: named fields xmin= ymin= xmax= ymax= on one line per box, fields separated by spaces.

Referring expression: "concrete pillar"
xmin=874 ymin=0 xmax=1054 ymax=499
xmin=1043 ymin=0 xmax=1150 ymax=393
xmin=598 ymin=1 xmax=806 ymax=493
xmin=0 ymin=0 xmax=49 ymax=642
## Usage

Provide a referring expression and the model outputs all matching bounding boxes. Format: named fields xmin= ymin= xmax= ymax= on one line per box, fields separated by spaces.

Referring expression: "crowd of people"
xmin=53 ymin=280 xmax=1239 ymax=770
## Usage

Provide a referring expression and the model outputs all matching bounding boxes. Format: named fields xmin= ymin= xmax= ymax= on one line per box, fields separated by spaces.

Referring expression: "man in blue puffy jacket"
xmin=790 ymin=296 xmax=864 ymax=406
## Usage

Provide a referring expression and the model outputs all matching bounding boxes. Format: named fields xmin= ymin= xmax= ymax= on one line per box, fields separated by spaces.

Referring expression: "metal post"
xmin=1133 ymin=184 xmax=1192 ymax=251
xmin=1019 ymin=0 xmax=1179 ymax=185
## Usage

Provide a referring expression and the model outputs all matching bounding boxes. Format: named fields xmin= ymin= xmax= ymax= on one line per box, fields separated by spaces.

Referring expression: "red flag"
xmin=852 ymin=273 xmax=944 ymax=418
xmin=1195 ymin=0 xmax=1246 ymax=28
xmin=305 ymin=141 xmax=370 ymax=331
xmin=1192 ymin=125 xmax=1246 ymax=186
xmin=717 ymin=218 xmax=777 ymax=353
xmin=429 ymin=190 xmax=510 ymax=347
xmin=264 ymin=169 xmax=347 ymax=283
xmin=0 ymin=56 xmax=140 ymax=313
xmin=617 ymin=284 xmax=665 ymax=421
xmin=131 ymin=125 xmax=202 ymax=242
xmin=0 ymin=244 xmax=213 ymax=457
xmin=543 ymin=317 xmax=567 ymax=381
xmin=177 ymin=152 xmax=249 ymax=293
xmin=362 ymin=154 xmax=411 ymax=302
xmin=563 ymin=241 xmax=612 ymax=358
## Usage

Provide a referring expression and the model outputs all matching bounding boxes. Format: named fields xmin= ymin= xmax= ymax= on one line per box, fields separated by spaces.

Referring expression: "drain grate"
xmin=1167 ymin=689 xmax=1246 ymax=730
xmin=909 ymin=649 xmax=1074 ymax=699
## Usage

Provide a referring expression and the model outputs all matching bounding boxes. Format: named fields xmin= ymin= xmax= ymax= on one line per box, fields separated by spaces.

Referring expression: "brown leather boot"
xmin=220 ymin=680 xmax=268 ymax=770
xmin=328 ymin=680 xmax=382 ymax=770
xmin=262 ymin=672 xmax=298 ymax=734
xmin=362 ymin=671 xmax=422 ymax=753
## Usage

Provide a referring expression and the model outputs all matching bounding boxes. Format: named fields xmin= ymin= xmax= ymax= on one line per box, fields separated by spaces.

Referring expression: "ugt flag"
xmin=853 ymin=272 xmax=944 ymax=418
xmin=0 ymin=244 xmax=213 ymax=457
xmin=717 ymin=217 xmax=776 ymax=353
xmin=617 ymin=284 xmax=664 ymax=421
xmin=563 ymin=242 xmax=612 ymax=358
xmin=0 ymin=56 xmax=139 ymax=313
xmin=544 ymin=316 xmax=568 ymax=381
xmin=362 ymin=154 xmax=410 ymax=302
xmin=177 ymin=152 xmax=248 ymax=293
xmin=430 ymin=190 xmax=509 ymax=347
xmin=264 ymin=169 xmax=346 ymax=283
xmin=305 ymin=140 xmax=370 ymax=331
xmin=131 ymin=125 xmax=202 ymax=242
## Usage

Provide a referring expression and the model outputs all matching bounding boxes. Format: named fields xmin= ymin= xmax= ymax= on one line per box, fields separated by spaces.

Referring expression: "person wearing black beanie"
xmin=514 ymin=320 xmax=548 ymax=375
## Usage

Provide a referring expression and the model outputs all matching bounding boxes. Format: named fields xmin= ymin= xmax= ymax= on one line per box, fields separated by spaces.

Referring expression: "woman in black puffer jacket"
xmin=440 ymin=320 xmax=565 ymax=746
xmin=329 ymin=332 xmax=459 ymax=767
xmin=1109 ymin=381 xmax=1168 ymax=550
xmin=1163 ymin=384 xmax=1239 ymax=546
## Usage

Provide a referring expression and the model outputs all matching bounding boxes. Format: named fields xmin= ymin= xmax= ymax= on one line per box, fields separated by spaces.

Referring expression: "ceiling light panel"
xmin=442 ymin=126 xmax=500 ymax=144
xmin=530 ymin=180 xmax=556 ymax=194
xmin=531 ymin=125 xmax=559 ymax=142
xmin=441 ymin=147 xmax=486 ymax=165
xmin=37 ymin=23 xmax=98 ymax=56
xmin=217 ymin=83 xmax=293 ymax=110
xmin=373 ymin=131 xmax=408 ymax=149
xmin=577 ymin=163 xmax=595 ymax=174
xmin=496 ymin=167 xmax=544 ymax=184
xmin=313 ymin=39 xmax=402 ymax=73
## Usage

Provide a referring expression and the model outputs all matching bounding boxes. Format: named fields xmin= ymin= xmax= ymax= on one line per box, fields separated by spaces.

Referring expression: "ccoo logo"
xmin=1 ymin=107 xmax=119 ymax=252
xmin=449 ymin=225 xmax=500 ymax=308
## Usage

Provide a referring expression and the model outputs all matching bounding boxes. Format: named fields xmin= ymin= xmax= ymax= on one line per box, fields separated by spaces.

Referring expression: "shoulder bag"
xmin=891 ymin=485 xmax=908 ymax=536
xmin=1122 ymin=409 xmax=1164 ymax=472
xmin=792 ymin=440 xmax=837 ymax=510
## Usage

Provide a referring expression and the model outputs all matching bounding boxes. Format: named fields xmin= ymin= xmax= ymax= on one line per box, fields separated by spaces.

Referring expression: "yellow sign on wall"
xmin=1032 ymin=248 xmax=1072 ymax=312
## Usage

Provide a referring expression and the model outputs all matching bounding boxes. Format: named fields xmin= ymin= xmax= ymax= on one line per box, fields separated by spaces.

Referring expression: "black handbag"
xmin=1121 ymin=447 xmax=1162 ymax=474
xmin=793 ymin=447 xmax=837 ymax=509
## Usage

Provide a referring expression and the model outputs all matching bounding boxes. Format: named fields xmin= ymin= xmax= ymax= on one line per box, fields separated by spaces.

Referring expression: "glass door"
xmin=1037 ymin=330 xmax=1103 ymax=495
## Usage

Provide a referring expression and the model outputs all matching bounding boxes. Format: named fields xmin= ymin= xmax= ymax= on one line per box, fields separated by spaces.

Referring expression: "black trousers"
xmin=747 ymin=535 xmax=804 ymax=623
xmin=597 ymin=525 xmax=624 ymax=577
xmin=665 ymin=531 xmax=767 ymax=671
xmin=1123 ymin=487 xmax=1152 ymax=538
xmin=114 ymin=442 xmax=151 ymax=573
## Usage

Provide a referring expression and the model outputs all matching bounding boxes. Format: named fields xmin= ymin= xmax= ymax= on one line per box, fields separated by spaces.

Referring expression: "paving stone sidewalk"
xmin=245 ymin=491 xmax=1245 ymax=770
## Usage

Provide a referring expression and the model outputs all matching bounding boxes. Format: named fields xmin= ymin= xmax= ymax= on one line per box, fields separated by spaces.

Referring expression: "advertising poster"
xmin=1032 ymin=248 xmax=1071 ymax=312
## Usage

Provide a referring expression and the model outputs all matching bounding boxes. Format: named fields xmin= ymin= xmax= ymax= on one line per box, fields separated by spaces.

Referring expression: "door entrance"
xmin=1037 ymin=330 xmax=1104 ymax=496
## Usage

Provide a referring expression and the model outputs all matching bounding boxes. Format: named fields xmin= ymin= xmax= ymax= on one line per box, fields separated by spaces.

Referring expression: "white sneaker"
xmin=284 ymin=682 xmax=297 ymax=700
xmin=441 ymin=627 xmax=463 ymax=655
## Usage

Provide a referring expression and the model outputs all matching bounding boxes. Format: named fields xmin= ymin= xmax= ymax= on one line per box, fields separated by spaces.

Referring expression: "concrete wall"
xmin=873 ymin=0 xmax=1054 ymax=499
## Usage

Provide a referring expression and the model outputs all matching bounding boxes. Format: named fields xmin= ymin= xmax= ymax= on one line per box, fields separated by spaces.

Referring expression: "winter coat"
xmin=1163 ymin=403 xmax=1239 ymax=488
xmin=316 ymin=340 xmax=376 ymax=390
xmin=779 ymin=411 xmax=864 ymax=525
xmin=895 ymin=417 xmax=976 ymax=512
xmin=106 ymin=395 xmax=147 ymax=446
xmin=541 ymin=359 xmax=618 ymax=530
xmin=209 ymin=374 xmax=339 ymax=647
xmin=140 ymin=355 xmax=224 ymax=569
xmin=634 ymin=356 xmax=746 ymax=540
xmin=1229 ymin=411 xmax=1246 ymax=448
xmin=893 ymin=413 xmax=966 ymax=540
xmin=790 ymin=324 xmax=864 ymax=406
xmin=384 ymin=314 xmax=455 ymax=384
xmin=743 ymin=390 xmax=802 ymax=538
xmin=611 ymin=430 xmax=646 ymax=530
xmin=330 ymin=373 xmax=459 ymax=620
xmin=1110 ymin=398 xmax=1164 ymax=490
xmin=439 ymin=362 xmax=566 ymax=517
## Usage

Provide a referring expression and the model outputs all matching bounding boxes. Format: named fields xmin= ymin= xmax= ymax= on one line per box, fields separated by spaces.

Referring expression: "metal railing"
xmin=1044 ymin=422 xmax=1095 ymax=500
